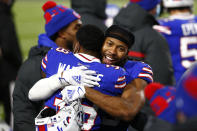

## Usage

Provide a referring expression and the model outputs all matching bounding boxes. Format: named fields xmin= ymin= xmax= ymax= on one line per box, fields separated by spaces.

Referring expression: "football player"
xmin=29 ymin=25 xmax=128 ymax=130
xmin=13 ymin=1 xmax=82 ymax=131
xmin=154 ymin=0 xmax=197 ymax=84
xmin=85 ymin=25 xmax=153 ymax=130
xmin=143 ymin=62 xmax=197 ymax=130
xmin=29 ymin=25 xmax=153 ymax=131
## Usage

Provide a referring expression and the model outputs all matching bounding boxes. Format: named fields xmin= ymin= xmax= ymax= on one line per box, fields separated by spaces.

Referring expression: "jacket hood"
xmin=114 ymin=3 xmax=158 ymax=31
xmin=28 ymin=34 xmax=57 ymax=58
xmin=37 ymin=34 xmax=58 ymax=48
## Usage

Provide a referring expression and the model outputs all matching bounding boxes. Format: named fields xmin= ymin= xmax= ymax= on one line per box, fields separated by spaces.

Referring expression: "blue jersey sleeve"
xmin=114 ymin=75 xmax=126 ymax=89
xmin=106 ymin=65 xmax=127 ymax=89
xmin=113 ymin=66 xmax=127 ymax=90
xmin=137 ymin=64 xmax=153 ymax=83
xmin=41 ymin=47 xmax=71 ymax=77
xmin=124 ymin=61 xmax=153 ymax=84
xmin=41 ymin=49 xmax=52 ymax=76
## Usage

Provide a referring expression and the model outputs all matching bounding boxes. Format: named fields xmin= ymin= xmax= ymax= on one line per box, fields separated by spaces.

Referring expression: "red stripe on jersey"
xmin=128 ymin=51 xmax=145 ymax=58
xmin=138 ymin=73 xmax=153 ymax=82
xmin=117 ymin=76 xmax=126 ymax=82
xmin=78 ymin=53 xmax=99 ymax=62
xmin=115 ymin=82 xmax=126 ymax=88
xmin=78 ymin=53 xmax=91 ymax=61
xmin=142 ymin=67 xmax=153 ymax=75
xmin=41 ymin=59 xmax=46 ymax=69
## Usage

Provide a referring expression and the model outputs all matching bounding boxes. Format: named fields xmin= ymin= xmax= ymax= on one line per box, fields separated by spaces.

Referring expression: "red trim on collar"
xmin=78 ymin=53 xmax=92 ymax=61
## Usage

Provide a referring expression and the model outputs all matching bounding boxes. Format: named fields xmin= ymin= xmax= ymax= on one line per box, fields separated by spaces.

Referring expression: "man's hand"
xmin=59 ymin=66 xmax=101 ymax=87
xmin=61 ymin=85 xmax=86 ymax=102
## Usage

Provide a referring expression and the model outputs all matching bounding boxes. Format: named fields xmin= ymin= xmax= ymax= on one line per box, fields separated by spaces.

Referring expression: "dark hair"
xmin=76 ymin=24 xmax=104 ymax=52
xmin=105 ymin=25 xmax=135 ymax=49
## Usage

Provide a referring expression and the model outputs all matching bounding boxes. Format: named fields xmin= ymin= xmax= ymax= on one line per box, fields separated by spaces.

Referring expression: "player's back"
xmin=155 ymin=14 xmax=197 ymax=83
xmin=41 ymin=47 xmax=127 ymax=130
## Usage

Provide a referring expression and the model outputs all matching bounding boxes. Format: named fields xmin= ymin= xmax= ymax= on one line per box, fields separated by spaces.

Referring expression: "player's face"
xmin=61 ymin=19 xmax=82 ymax=50
xmin=101 ymin=37 xmax=128 ymax=65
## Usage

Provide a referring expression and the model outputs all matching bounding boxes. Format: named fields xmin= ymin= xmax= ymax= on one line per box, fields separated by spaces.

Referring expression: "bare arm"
xmin=85 ymin=78 xmax=147 ymax=121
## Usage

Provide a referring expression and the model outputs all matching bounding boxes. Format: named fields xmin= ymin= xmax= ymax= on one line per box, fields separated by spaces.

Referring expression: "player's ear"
xmin=73 ymin=41 xmax=80 ymax=53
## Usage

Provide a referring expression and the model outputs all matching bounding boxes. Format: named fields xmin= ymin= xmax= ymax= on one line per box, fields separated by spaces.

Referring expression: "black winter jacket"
xmin=114 ymin=3 xmax=175 ymax=85
xmin=13 ymin=46 xmax=50 ymax=131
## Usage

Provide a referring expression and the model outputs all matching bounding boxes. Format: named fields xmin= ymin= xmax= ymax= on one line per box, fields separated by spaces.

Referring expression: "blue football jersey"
xmin=41 ymin=47 xmax=127 ymax=130
xmin=154 ymin=14 xmax=197 ymax=84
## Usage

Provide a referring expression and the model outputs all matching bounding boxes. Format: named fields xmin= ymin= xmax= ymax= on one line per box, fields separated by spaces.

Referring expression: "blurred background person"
xmin=154 ymin=0 xmax=197 ymax=85
xmin=145 ymin=82 xmax=176 ymax=124
xmin=71 ymin=0 xmax=107 ymax=31
xmin=0 ymin=0 xmax=22 ymax=128
xmin=12 ymin=1 xmax=82 ymax=131
xmin=175 ymin=61 xmax=197 ymax=131
xmin=143 ymin=62 xmax=197 ymax=131
xmin=113 ymin=0 xmax=175 ymax=86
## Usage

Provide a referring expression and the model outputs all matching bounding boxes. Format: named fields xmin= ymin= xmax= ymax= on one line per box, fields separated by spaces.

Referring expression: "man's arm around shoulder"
xmin=85 ymin=78 xmax=147 ymax=121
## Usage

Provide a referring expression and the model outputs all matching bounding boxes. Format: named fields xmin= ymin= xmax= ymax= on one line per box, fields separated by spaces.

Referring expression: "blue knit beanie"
xmin=42 ymin=1 xmax=81 ymax=37
xmin=130 ymin=0 xmax=161 ymax=11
